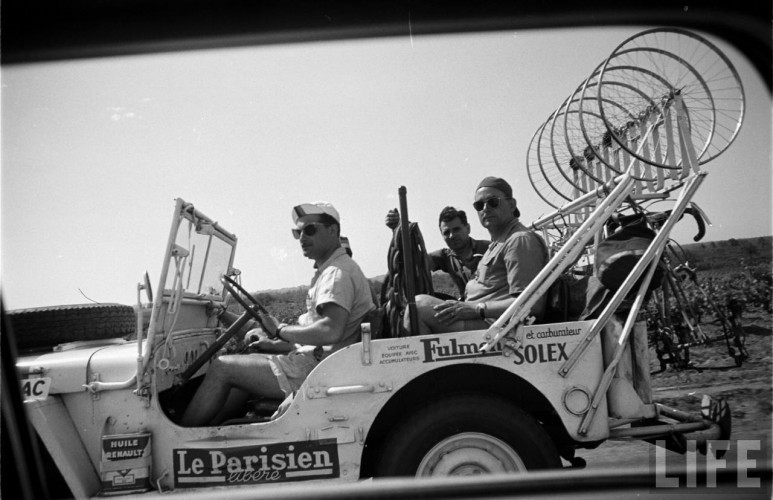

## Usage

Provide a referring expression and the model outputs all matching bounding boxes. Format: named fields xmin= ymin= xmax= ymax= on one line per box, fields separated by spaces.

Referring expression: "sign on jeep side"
xmin=173 ymin=439 xmax=340 ymax=487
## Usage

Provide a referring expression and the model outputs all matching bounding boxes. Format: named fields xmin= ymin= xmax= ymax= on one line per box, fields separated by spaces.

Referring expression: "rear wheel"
xmin=375 ymin=394 xmax=561 ymax=477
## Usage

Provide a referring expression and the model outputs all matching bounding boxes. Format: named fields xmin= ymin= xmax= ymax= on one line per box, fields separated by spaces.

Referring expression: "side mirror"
xmin=143 ymin=271 xmax=153 ymax=303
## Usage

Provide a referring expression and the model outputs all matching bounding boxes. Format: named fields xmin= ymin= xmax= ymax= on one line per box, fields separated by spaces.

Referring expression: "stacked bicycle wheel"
xmin=526 ymin=28 xmax=745 ymax=211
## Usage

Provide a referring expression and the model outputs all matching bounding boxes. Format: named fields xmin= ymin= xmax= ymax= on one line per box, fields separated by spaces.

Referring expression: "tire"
xmin=7 ymin=304 xmax=137 ymax=350
xmin=375 ymin=394 xmax=562 ymax=477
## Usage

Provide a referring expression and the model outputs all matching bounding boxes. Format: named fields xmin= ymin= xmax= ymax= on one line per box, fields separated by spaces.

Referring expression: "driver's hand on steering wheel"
xmin=245 ymin=328 xmax=293 ymax=354
xmin=257 ymin=311 xmax=281 ymax=338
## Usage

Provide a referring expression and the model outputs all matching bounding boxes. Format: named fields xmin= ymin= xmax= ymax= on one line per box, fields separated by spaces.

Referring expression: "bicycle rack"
xmin=485 ymin=28 xmax=745 ymax=441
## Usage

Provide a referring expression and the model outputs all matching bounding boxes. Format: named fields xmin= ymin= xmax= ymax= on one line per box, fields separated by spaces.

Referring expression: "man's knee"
xmin=208 ymin=356 xmax=226 ymax=371
xmin=417 ymin=294 xmax=448 ymax=322
xmin=415 ymin=294 xmax=440 ymax=309
xmin=403 ymin=295 xmax=440 ymax=334
xmin=208 ymin=354 xmax=248 ymax=381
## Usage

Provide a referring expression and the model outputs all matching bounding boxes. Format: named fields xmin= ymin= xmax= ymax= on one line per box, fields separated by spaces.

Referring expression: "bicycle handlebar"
xmin=681 ymin=207 xmax=706 ymax=242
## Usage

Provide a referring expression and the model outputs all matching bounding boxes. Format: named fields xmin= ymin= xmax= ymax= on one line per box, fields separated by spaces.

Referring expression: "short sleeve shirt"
xmin=298 ymin=247 xmax=375 ymax=353
xmin=465 ymin=220 xmax=549 ymax=318
xmin=429 ymin=238 xmax=491 ymax=298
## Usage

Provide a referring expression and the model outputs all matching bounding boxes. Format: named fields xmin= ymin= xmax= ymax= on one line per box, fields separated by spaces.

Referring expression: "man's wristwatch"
xmin=276 ymin=324 xmax=289 ymax=342
xmin=476 ymin=302 xmax=487 ymax=319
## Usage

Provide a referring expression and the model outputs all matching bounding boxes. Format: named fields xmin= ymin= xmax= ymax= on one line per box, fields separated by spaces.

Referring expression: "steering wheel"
xmin=221 ymin=274 xmax=270 ymax=322
xmin=175 ymin=275 xmax=272 ymax=387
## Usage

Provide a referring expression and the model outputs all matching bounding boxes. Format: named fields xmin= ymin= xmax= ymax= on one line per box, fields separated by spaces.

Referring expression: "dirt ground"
xmin=581 ymin=308 xmax=772 ymax=470
xmin=648 ymin=308 xmax=772 ymax=439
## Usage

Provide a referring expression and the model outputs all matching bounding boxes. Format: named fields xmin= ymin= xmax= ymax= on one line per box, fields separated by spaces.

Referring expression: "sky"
xmin=2 ymin=26 xmax=771 ymax=310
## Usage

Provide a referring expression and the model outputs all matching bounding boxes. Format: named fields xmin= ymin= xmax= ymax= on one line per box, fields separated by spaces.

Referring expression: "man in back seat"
xmin=182 ymin=201 xmax=374 ymax=426
xmin=385 ymin=206 xmax=490 ymax=299
xmin=406 ymin=177 xmax=549 ymax=335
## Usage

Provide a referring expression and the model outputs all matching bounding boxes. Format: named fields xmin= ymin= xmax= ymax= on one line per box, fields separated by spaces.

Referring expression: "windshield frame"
xmin=158 ymin=198 xmax=237 ymax=305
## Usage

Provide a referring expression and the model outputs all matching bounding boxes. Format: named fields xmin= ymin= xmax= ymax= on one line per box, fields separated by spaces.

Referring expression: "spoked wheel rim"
xmin=416 ymin=432 xmax=528 ymax=477
xmin=597 ymin=28 xmax=745 ymax=169
xmin=526 ymin=118 xmax=572 ymax=209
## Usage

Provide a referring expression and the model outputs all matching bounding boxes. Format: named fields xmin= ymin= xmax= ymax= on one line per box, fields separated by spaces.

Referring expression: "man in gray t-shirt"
xmin=407 ymin=177 xmax=548 ymax=335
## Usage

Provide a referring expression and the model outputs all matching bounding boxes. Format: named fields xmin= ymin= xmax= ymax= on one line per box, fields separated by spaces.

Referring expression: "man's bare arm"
xmin=277 ymin=303 xmax=349 ymax=346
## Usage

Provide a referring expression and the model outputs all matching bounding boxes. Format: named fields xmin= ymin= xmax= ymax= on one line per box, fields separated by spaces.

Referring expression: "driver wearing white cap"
xmin=182 ymin=201 xmax=374 ymax=426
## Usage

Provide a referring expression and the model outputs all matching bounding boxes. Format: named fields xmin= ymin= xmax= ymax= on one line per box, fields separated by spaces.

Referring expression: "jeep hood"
xmin=17 ymin=341 xmax=138 ymax=395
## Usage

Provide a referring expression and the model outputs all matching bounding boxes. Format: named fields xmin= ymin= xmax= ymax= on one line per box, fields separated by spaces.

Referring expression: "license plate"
xmin=21 ymin=377 xmax=52 ymax=402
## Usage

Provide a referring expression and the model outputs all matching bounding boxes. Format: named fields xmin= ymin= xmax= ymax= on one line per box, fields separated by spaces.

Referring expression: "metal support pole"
xmin=559 ymin=172 xmax=707 ymax=377
xmin=578 ymin=245 xmax=665 ymax=435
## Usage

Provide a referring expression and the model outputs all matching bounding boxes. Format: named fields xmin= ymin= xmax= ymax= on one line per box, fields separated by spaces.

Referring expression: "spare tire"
xmin=7 ymin=304 xmax=137 ymax=351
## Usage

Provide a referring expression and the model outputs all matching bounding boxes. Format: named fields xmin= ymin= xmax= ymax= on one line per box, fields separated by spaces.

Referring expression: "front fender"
xmin=25 ymin=396 xmax=101 ymax=498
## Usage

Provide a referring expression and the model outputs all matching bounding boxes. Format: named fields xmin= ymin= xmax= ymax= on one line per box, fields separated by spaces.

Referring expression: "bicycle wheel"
xmin=549 ymin=95 xmax=598 ymax=194
xmin=529 ymin=112 xmax=581 ymax=209
xmin=597 ymin=28 xmax=745 ymax=170
xmin=577 ymin=66 xmax=674 ymax=185
xmin=526 ymin=118 xmax=572 ymax=209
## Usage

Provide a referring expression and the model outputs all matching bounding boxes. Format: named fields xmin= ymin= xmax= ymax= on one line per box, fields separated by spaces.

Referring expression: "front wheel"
xmin=374 ymin=394 xmax=561 ymax=477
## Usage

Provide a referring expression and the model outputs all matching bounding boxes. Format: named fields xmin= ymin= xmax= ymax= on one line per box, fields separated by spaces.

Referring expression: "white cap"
xmin=291 ymin=202 xmax=340 ymax=225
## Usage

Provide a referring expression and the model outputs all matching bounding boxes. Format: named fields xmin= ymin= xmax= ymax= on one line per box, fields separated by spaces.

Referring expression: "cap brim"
xmin=292 ymin=203 xmax=340 ymax=224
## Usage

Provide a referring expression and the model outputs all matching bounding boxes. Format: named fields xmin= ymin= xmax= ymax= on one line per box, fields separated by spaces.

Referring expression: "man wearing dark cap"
xmin=385 ymin=206 xmax=490 ymax=298
xmin=182 ymin=201 xmax=374 ymax=426
xmin=406 ymin=177 xmax=549 ymax=334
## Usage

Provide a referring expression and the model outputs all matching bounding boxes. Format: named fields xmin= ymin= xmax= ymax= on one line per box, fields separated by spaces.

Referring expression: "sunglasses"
xmin=291 ymin=222 xmax=330 ymax=239
xmin=473 ymin=197 xmax=507 ymax=211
